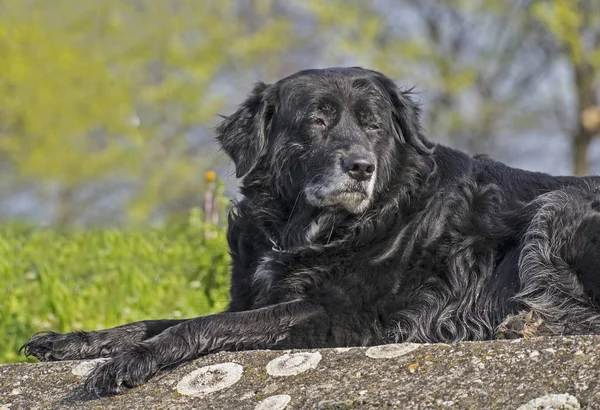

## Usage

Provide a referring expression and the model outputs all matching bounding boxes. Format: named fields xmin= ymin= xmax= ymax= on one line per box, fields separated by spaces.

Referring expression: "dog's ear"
xmin=376 ymin=76 xmax=433 ymax=155
xmin=216 ymin=82 xmax=273 ymax=178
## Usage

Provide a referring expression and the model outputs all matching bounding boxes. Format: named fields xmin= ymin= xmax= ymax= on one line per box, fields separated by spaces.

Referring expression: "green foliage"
xmin=0 ymin=0 xmax=293 ymax=225
xmin=532 ymin=0 xmax=600 ymax=80
xmin=0 ymin=15 xmax=136 ymax=183
xmin=0 ymin=209 xmax=231 ymax=363
xmin=532 ymin=0 xmax=587 ymax=64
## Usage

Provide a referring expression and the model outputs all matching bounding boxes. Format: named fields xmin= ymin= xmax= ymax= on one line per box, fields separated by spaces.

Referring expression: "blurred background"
xmin=1 ymin=0 xmax=600 ymax=363
xmin=1 ymin=0 xmax=599 ymax=227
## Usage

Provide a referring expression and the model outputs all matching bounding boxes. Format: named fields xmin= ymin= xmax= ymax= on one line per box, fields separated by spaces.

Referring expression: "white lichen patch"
xmin=71 ymin=358 xmax=110 ymax=377
xmin=331 ymin=347 xmax=353 ymax=353
xmin=176 ymin=362 xmax=243 ymax=396
xmin=254 ymin=394 xmax=292 ymax=410
xmin=365 ymin=343 xmax=420 ymax=359
xmin=266 ymin=352 xmax=322 ymax=377
xmin=517 ymin=393 xmax=580 ymax=410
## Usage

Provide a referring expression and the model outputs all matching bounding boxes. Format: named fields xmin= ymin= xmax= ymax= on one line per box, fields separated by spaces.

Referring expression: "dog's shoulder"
xmin=431 ymin=145 xmax=475 ymax=189
xmin=432 ymin=144 xmax=580 ymax=204
xmin=470 ymin=151 xmax=586 ymax=202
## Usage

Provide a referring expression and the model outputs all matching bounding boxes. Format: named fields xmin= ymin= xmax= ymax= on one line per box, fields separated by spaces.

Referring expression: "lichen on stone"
xmin=254 ymin=394 xmax=291 ymax=410
xmin=365 ymin=343 xmax=420 ymax=359
xmin=71 ymin=358 xmax=110 ymax=377
xmin=176 ymin=362 xmax=243 ymax=396
xmin=516 ymin=393 xmax=580 ymax=410
xmin=266 ymin=352 xmax=322 ymax=377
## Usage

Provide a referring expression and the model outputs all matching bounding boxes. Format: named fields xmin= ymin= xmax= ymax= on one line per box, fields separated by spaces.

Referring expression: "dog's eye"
xmin=366 ymin=124 xmax=380 ymax=131
xmin=311 ymin=118 xmax=326 ymax=128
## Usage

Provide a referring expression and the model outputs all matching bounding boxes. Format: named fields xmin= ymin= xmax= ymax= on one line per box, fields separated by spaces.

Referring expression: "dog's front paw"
xmin=20 ymin=331 xmax=89 ymax=361
xmin=84 ymin=346 xmax=159 ymax=396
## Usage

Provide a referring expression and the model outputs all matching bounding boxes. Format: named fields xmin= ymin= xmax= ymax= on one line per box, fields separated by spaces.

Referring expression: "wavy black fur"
xmin=21 ymin=67 xmax=600 ymax=396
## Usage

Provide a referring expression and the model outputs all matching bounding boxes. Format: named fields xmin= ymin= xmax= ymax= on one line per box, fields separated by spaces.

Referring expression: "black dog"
xmin=22 ymin=67 xmax=600 ymax=395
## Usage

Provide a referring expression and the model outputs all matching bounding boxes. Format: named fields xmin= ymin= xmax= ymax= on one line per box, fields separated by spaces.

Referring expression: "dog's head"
xmin=217 ymin=67 xmax=432 ymax=214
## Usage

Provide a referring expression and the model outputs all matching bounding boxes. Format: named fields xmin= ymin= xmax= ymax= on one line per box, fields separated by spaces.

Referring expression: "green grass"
xmin=0 ymin=208 xmax=231 ymax=363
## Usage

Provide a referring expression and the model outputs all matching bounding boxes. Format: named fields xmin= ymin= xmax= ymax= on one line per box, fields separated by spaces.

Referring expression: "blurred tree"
xmin=532 ymin=0 xmax=600 ymax=175
xmin=0 ymin=0 xmax=293 ymax=226
xmin=0 ymin=15 xmax=136 ymax=225
xmin=303 ymin=0 xmax=556 ymax=154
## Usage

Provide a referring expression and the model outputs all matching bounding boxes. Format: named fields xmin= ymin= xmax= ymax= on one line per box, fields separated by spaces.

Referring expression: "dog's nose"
xmin=343 ymin=153 xmax=375 ymax=181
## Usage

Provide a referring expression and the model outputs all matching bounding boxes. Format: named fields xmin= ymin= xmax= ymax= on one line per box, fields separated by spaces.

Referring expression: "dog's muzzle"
xmin=304 ymin=153 xmax=377 ymax=214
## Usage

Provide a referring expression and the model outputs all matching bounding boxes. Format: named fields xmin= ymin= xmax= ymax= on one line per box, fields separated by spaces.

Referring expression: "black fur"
xmin=21 ymin=67 xmax=600 ymax=396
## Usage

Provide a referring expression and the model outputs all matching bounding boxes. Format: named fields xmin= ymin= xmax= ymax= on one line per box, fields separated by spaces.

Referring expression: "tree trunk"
xmin=572 ymin=61 xmax=597 ymax=176
xmin=573 ymin=133 xmax=591 ymax=176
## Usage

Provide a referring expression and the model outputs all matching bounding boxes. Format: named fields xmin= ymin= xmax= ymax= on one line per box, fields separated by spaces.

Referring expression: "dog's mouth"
xmin=330 ymin=186 xmax=368 ymax=197
xmin=304 ymin=182 xmax=373 ymax=214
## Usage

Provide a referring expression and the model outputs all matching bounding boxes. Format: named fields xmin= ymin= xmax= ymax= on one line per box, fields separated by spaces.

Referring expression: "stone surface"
xmin=1 ymin=336 xmax=600 ymax=409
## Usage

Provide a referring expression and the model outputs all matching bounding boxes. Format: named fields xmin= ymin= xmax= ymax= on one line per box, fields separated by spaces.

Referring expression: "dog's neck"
xmin=264 ymin=218 xmax=325 ymax=254
xmin=253 ymin=189 xmax=434 ymax=256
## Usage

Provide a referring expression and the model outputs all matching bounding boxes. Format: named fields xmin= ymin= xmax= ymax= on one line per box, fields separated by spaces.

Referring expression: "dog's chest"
xmin=250 ymin=244 xmax=398 ymax=308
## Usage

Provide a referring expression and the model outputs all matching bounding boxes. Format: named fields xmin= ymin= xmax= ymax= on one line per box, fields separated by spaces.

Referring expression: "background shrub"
xmin=0 ymin=208 xmax=231 ymax=363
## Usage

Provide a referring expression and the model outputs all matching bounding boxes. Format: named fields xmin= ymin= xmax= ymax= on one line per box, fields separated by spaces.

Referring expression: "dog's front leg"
xmin=21 ymin=319 xmax=187 ymax=361
xmin=84 ymin=300 xmax=325 ymax=396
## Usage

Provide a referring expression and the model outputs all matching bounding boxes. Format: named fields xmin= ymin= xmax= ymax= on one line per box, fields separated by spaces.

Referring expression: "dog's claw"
xmin=20 ymin=331 xmax=87 ymax=361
